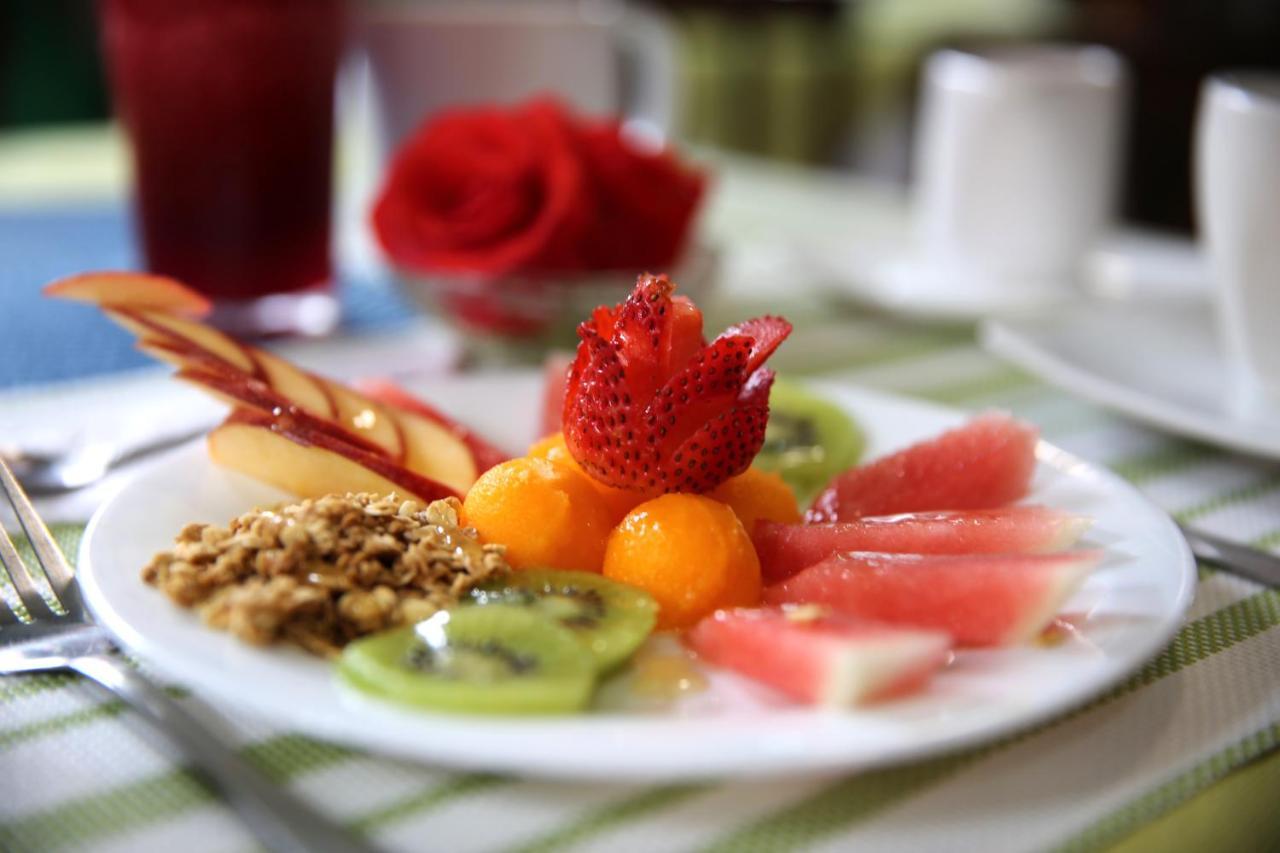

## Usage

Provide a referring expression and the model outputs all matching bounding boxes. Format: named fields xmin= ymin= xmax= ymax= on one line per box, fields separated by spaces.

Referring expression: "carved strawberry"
xmin=564 ymin=274 xmax=791 ymax=493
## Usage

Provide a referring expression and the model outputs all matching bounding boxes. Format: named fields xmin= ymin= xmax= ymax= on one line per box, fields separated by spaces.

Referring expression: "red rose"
xmin=373 ymin=100 xmax=591 ymax=275
xmin=577 ymin=121 xmax=707 ymax=270
xmin=373 ymin=98 xmax=706 ymax=277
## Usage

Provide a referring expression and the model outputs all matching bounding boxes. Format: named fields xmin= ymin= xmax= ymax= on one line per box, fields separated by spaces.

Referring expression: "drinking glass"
xmin=99 ymin=0 xmax=345 ymax=336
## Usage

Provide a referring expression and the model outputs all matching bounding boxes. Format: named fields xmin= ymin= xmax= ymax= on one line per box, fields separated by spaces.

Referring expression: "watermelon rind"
xmin=823 ymin=632 xmax=953 ymax=706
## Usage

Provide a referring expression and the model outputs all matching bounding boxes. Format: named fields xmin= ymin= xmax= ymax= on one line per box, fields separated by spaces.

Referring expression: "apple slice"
xmin=176 ymin=368 xmax=388 ymax=457
xmin=108 ymin=309 xmax=258 ymax=373
xmin=319 ymin=379 xmax=406 ymax=463
xmin=43 ymin=271 xmax=212 ymax=316
xmin=209 ymin=409 xmax=458 ymax=502
xmin=357 ymin=378 xmax=510 ymax=475
xmin=119 ymin=308 xmax=390 ymax=453
xmin=251 ymin=350 xmax=335 ymax=420
xmin=46 ymin=270 xmax=487 ymax=495
xmin=394 ymin=412 xmax=477 ymax=494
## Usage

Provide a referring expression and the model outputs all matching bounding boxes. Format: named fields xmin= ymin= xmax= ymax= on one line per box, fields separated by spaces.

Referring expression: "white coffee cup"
xmin=913 ymin=44 xmax=1128 ymax=293
xmin=1195 ymin=73 xmax=1280 ymax=415
xmin=361 ymin=0 xmax=677 ymax=154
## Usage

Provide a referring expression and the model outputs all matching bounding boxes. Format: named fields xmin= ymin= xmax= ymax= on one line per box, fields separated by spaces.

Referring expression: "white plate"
xmin=79 ymin=373 xmax=1194 ymax=780
xmin=982 ymin=299 xmax=1280 ymax=461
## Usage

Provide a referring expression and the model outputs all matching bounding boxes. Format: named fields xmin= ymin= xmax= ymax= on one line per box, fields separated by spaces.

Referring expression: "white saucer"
xmin=814 ymin=231 xmax=1207 ymax=324
xmin=981 ymin=299 xmax=1280 ymax=460
xmin=817 ymin=248 xmax=1070 ymax=323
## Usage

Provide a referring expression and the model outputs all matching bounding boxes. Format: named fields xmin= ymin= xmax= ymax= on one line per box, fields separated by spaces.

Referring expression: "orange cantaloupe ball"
xmin=708 ymin=467 xmax=802 ymax=532
xmin=603 ymin=494 xmax=762 ymax=631
xmin=462 ymin=456 xmax=613 ymax=573
xmin=527 ymin=432 xmax=647 ymax=523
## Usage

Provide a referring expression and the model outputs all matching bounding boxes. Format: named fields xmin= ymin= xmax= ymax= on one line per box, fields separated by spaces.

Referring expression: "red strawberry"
xmin=563 ymin=273 xmax=791 ymax=493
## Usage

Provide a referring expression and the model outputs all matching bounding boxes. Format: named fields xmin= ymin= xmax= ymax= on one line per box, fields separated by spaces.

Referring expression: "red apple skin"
xmin=43 ymin=271 xmax=212 ymax=316
xmin=46 ymin=272 xmax=482 ymax=492
xmin=356 ymin=377 xmax=510 ymax=475
xmin=109 ymin=308 xmax=259 ymax=373
xmin=178 ymin=368 xmax=391 ymax=459
xmin=137 ymin=337 xmax=245 ymax=376
xmin=219 ymin=409 xmax=459 ymax=503
xmin=124 ymin=309 xmax=463 ymax=479
xmin=128 ymin=311 xmax=406 ymax=461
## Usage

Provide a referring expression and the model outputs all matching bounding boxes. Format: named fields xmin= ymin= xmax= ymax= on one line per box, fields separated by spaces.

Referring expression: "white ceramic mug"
xmin=1196 ymin=73 xmax=1280 ymax=415
xmin=913 ymin=44 xmax=1128 ymax=293
xmin=361 ymin=0 xmax=677 ymax=154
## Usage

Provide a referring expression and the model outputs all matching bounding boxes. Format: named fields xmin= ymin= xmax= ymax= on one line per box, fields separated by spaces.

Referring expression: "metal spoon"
xmin=1 ymin=428 xmax=208 ymax=495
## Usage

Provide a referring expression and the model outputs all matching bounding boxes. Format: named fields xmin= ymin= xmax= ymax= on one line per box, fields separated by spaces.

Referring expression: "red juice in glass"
xmin=99 ymin=0 xmax=344 ymax=335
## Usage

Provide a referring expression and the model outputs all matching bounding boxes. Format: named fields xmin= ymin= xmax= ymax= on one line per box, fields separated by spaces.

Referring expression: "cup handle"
xmin=614 ymin=7 xmax=678 ymax=136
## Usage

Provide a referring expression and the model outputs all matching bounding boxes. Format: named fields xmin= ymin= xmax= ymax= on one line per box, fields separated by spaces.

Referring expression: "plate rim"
xmin=980 ymin=314 xmax=1280 ymax=461
xmin=77 ymin=375 xmax=1197 ymax=780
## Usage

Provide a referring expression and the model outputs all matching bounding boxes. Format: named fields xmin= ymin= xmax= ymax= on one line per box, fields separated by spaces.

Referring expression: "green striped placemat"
xmin=3 ymin=340 xmax=1279 ymax=853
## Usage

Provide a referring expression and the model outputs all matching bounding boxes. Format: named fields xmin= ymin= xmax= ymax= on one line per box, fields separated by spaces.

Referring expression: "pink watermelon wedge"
xmin=686 ymin=607 xmax=952 ymax=706
xmin=755 ymin=506 xmax=1091 ymax=584
xmin=764 ymin=550 xmax=1101 ymax=647
xmin=807 ymin=413 xmax=1038 ymax=523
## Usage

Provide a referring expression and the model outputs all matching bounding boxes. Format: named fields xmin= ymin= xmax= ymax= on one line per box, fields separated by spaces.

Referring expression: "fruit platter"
xmin=54 ymin=272 xmax=1195 ymax=779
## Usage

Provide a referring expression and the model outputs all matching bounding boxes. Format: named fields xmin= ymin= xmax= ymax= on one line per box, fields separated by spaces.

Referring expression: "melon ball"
xmin=603 ymin=494 xmax=762 ymax=630
xmin=708 ymin=467 xmax=801 ymax=533
xmin=527 ymin=432 xmax=646 ymax=523
xmin=463 ymin=457 xmax=613 ymax=573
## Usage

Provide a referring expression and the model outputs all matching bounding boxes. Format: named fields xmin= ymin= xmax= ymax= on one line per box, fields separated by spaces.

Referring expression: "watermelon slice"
xmin=686 ymin=607 xmax=952 ymax=706
xmin=807 ymin=413 xmax=1038 ymax=522
xmin=755 ymin=507 xmax=1091 ymax=584
xmin=764 ymin=550 xmax=1101 ymax=647
xmin=538 ymin=352 xmax=573 ymax=440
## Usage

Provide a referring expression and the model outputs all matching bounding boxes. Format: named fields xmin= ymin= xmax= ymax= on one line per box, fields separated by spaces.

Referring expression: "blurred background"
xmin=5 ymin=0 xmax=1280 ymax=232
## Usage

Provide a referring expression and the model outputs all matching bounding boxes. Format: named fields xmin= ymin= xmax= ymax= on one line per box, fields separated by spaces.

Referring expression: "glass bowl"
xmin=395 ymin=243 xmax=720 ymax=364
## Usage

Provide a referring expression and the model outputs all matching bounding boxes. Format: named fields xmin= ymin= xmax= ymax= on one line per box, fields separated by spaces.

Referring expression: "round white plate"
xmin=79 ymin=373 xmax=1194 ymax=780
xmin=982 ymin=299 xmax=1280 ymax=461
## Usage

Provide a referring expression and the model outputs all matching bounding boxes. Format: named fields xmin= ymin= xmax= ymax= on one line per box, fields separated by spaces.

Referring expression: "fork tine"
xmin=0 ymin=583 xmax=21 ymax=625
xmin=0 ymin=457 xmax=81 ymax=618
xmin=0 ymin=521 xmax=61 ymax=622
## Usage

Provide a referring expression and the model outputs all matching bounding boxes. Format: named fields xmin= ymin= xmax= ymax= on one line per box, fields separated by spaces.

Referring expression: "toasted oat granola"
xmin=141 ymin=493 xmax=508 ymax=657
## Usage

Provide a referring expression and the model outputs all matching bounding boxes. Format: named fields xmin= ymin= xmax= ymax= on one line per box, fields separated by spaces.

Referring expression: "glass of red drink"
xmin=99 ymin=0 xmax=345 ymax=336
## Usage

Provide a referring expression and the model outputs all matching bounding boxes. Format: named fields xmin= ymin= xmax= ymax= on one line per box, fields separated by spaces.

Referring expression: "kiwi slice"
xmin=469 ymin=570 xmax=657 ymax=673
xmin=338 ymin=606 xmax=595 ymax=715
xmin=757 ymin=378 xmax=865 ymax=504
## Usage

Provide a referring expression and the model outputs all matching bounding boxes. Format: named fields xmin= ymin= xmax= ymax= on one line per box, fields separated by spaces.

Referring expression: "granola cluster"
xmin=141 ymin=493 xmax=508 ymax=657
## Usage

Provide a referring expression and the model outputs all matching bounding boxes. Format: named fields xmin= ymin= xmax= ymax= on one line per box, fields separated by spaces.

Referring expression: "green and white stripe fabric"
xmin=4 ymin=332 xmax=1280 ymax=853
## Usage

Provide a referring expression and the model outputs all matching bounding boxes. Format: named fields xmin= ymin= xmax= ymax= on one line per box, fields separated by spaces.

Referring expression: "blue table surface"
xmin=0 ymin=204 xmax=418 ymax=390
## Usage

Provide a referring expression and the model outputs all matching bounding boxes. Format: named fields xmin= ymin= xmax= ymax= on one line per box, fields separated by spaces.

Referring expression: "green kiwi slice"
xmin=338 ymin=606 xmax=595 ymax=715
xmin=757 ymin=378 xmax=865 ymax=504
xmin=469 ymin=570 xmax=657 ymax=673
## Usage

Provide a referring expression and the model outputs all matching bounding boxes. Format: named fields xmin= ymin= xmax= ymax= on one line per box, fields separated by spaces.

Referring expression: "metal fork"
xmin=0 ymin=458 xmax=378 ymax=853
